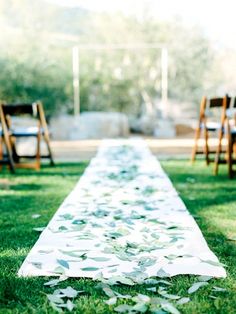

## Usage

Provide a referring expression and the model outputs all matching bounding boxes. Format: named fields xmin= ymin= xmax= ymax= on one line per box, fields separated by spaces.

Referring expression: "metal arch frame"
xmin=72 ymin=43 xmax=168 ymax=116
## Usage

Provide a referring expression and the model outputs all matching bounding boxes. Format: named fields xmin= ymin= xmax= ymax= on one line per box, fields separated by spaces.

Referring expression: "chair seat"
xmin=200 ymin=121 xmax=222 ymax=131
xmin=231 ymin=127 xmax=236 ymax=136
xmin=10 ymin=127 xmax=44 ymax=137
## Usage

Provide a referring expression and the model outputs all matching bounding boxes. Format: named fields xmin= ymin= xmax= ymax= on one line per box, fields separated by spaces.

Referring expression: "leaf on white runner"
xmin=38 ymin=249 xmax=54 ymax=254
xmin=59 ymin=286 xmax=78 ymax=298
xmin=90 ymin=257 xmax=111 ymax=262
xmin=31 ymin=262 xmax=42 ymax=269
xmin=156 ymin=268 xmax=170 ymax=278
xmin=33 ymin=227 xmax=45 ymax=232
xmin=105 ymin=296 xmax=117 ymax=305
xmin=188 ymin=282 xmax=209 ymax=294
xmin=53 ymin=266 xmax=66 ymax=275
xmin=201 ymin=259 xmax=226 ymax=267
xmin=132 ymin=294 xmax=151 ymax=303
xmin=50 ymin=301 xmax=63 ymax=313
xmin=47 ymin=294 xmax=64 ymax=304
xmin=47 ymin=286 xmax=85 ymax=312
xmin=146 ymin=287 xmax=157 ymax=292
xmin=57 ymin=259 xmax=70 ymax=269
xmin=197 ymin=275 xmax=212 ymax=282
xmin=44 ymin=275 xmax=68 ymax=287
xmin=161 ymin=302 xmax=181 ymax=314
xmin=65 ymin=299 xmax=75 ymax=311
xmin=102 ymin=286 xmax=116 ymax=298
xmin=132 ymin=302 xmax=148 ymax=312
xmin=81 ymin=267 xmax=100 ymax=271
xmin=32 ymin=214 xmax=41 ymax=219
xmin=106 ymin=276 xmax=134 ymax=286
xmin=114 ymin=304 xmax=133 ymax=313
xmin=212 ymin=286 xmax=227 ymax=292
xmin=176 ymin=297 xmax=190 ymax=305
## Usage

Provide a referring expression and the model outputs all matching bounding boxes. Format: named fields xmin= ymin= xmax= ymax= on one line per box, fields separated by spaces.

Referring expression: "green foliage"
xmin=0 ymin=47 xmax=73 ymax=117
xmin=0 ymin=0 xmax=221 ymax=117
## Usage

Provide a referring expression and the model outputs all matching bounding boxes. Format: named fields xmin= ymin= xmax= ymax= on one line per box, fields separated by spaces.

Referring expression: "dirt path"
xmin=48 ymin=137 xmax=224 ymax=161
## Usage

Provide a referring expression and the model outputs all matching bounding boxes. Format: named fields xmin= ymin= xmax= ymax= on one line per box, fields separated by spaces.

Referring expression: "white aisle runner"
xmin=18 ymin=139 xmax=226 ymax=278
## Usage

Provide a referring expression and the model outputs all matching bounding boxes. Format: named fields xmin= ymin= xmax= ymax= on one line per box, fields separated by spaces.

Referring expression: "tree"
xmin=0 ymin=0 xmax=224 ymax=118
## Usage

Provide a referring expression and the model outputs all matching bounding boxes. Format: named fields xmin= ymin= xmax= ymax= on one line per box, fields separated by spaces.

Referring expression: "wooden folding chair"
xmin=0 ymin=104 xmax=15 ymax=172
xmin=191 ymin=95 xmax=231 ymax=165
xmin=214 ymin=98 xmax=236 ymax=177
xmin=2 ymin=101 xmax=54 ymax=170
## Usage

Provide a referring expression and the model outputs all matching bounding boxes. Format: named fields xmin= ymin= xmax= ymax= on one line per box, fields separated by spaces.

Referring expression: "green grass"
xmin=0 ymin=161 xmax=235 ymax=314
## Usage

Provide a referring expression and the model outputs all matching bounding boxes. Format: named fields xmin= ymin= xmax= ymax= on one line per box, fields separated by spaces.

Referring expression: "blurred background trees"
xmin=0 ymin=0 xmax=233 ymax=119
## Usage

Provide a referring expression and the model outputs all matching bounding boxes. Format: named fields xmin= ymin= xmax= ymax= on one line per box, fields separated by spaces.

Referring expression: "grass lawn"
xmin=0 ymin=160 xmax=235 ymax=314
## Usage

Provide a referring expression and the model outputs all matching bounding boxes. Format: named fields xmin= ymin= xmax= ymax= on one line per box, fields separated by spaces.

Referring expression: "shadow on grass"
xmin=0 ymin=192 xmax=71 ymax=250
xmin=0 ymin=162 xmax=88 ymax=178
xmin=0 ymin=160 xmax=236 ymax=313
xmin=9 ymin=183 xmax=52 ymax=192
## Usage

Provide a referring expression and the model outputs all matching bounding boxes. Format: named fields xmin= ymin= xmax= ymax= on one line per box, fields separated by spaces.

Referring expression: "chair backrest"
xmin=0 ymin=103 xmax=15 ymax=171
xmin=203 ymin=95 xmax=231 ymax=121
xmin=2 ymin=102 xmax=39 ymax=117
xmin=1 ymin=101 xmax=50 ymax=136
xmin=208 ymin=96 xmax=231 ymax=109
xmin=232 ymin=97 xmax=236 ymax=108
xmin=0 ymin=104 xmax=7 ymax=127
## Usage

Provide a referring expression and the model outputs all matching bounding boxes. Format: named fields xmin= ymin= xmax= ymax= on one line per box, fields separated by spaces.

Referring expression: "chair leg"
xmin=10 ymin=137 xmax=20 ymax=163
xmin=43 ymin=134 xmax=54 ymax=166
xmin=37 ymin=102 xmax=54 ymax=166
xmin=3 ymin=136 xmax=15 ymax=173
xmin=204 ymin=127 xmax=210 ymax=165
xmin=214 ymin=130 xmax=224 ymax=175
xmin=233 ymin=141 xmax=236 ymax=155
xmin=35 ymin=133 xmax=41 ymax=170
xmin=0 ymin=137 xmax=3 ymax=171
xmin=228 ymin=135 xmax=233 ymax=179
xmin=191 ymin=126 xmax=201 ymax=163
xmin=0 ymin=105 xmax=15 ymax=173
